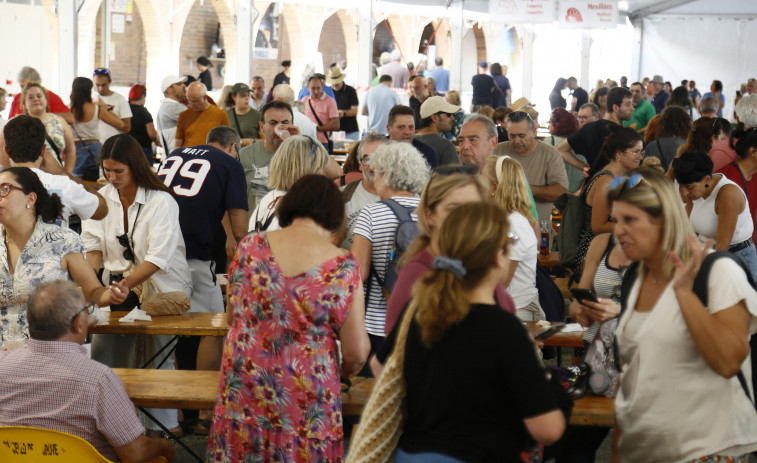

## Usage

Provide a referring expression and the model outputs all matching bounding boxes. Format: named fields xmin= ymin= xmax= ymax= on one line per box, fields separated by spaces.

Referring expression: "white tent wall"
xmin=639 ymin=15 xmax=756 ymax=120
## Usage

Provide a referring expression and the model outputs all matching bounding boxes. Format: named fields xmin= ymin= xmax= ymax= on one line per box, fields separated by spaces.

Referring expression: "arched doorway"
xmin=373 ymin=20 xmax=394 ymax=66
xmin=94 ymin=1 xmax=147 ymax=86
xmin=317 ymin=13 xmax=347 ymax=73
xmin=178 ymin=1 xmax=224 ymax=89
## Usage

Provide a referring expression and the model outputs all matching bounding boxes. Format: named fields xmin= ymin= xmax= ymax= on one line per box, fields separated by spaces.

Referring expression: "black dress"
xmin=198 ymin=69 xmax=213 ymax=91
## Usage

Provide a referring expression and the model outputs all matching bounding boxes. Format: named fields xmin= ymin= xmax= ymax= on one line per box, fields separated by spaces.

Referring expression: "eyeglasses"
xmin=93 ymin=68 xmax=111 ymax=76
xmin=624 ymin=148 xmax=645 ymax=157
xmin=0 ymin=183 xmax=27 ymax=198
xmin=71 ymin=303 xmax=95 ymax=323
xmin=360 ymin=155 xmax=371 ymax=166
xmin=117 ymin=233 xmax=135 ymax=262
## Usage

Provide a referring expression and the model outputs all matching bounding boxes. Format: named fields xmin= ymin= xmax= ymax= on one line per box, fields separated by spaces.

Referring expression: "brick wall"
xmin=178 ymin=1 xmax=222 ymax=89
xmin=249 ymin=15 xmax=291 ymax=90
xmin=94 ymin=2 xmax=147 ymax=87
xmin=318 ymin=14 xmax=347 ymax=74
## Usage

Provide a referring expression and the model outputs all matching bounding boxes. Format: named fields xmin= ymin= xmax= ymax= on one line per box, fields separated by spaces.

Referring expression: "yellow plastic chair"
xmin=0 ymin=426 xmax=167 ymax=463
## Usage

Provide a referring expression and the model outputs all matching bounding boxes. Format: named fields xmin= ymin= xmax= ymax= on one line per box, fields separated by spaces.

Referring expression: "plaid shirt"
xmin=0 ymin=340 xmax=144 ymax=461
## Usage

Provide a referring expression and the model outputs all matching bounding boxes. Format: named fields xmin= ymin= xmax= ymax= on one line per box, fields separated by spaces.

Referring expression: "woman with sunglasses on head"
xmin=249 ymin=135 xmax=340 ymax=232
xmin=81 ymin=134 xmax=191 ymax=437
xmin=486 ymin=155 xmax=545 ymax=321
xmin=672 ymin=151 xmax=757 ymax=281
xmin=69 ymin=77 xmax=124 ymax=179
xmin=0 ymin=167 xmax=128 ymax=347
xmin=573 ymin=126 xmax=642 ymax=280
xmin=609 ymin=167 xmax=757 ymax=462
xmin=372 ymin=202 xmax=566 ymax=462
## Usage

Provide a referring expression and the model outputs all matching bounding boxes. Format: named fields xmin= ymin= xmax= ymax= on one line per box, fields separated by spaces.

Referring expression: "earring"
xmin=26 ymin=204 xmax=30 ymax=209
xmin=705 ymin=184 xmax=710 ymax=188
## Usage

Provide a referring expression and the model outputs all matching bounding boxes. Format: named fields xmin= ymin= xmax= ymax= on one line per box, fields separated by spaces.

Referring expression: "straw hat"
xmin=326 ymin=66 xmax=346 ymax=85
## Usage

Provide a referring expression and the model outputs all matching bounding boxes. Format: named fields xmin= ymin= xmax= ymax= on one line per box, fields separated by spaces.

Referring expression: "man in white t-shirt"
xmin=271 ymin=84 xmax=317 ymax=139
xmin=94 ymin=68 xmax=132 ymax=144
xmin=156 ymin=75 xmax=188 ymax=154
xmin=341 ymin=133 xmax=386 ymax=248
xmin=3 ymin=116 xmax=107 ymax=227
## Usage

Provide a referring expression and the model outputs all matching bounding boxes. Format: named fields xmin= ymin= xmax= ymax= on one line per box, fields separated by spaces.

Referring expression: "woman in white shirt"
xmin=486 ymin=155 xmax=544 ymax=321
xmin=609 ymin=167 xmax=757 ymax=462
xmin=673 ymin=150 xmax=757 ymax=281
xmin=82 ymin=134 xmax=192 ymax=437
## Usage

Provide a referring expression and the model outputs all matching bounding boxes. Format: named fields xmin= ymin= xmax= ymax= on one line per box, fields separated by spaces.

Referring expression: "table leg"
xmin=139 ymin=407 xmax=204 ymax=463
xmin=141 ymin=335 xmax=179 ymax=369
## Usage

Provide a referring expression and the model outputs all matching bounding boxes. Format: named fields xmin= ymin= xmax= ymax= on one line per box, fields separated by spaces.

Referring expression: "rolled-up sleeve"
xmin=143 ymin=194 xmax=181 ymax=272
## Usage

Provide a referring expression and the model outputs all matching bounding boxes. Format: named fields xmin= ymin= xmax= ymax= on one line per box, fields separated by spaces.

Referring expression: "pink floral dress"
xmin=207 ymin=232 xmax=361 ymax=462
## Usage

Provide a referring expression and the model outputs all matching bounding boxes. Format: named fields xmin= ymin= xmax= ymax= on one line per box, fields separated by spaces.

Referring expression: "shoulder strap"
xmin=581 ymin=169 xmax=612 ymax=200
xmin=341 ymin=179 xmax=361 ymax=203
xmin=307 ymin=98 xmax=330 ymax=138
xmin=45 ymin=134 xmax=63 ymax=164
xmin=382 ymin=198 xmax=414 ymax=222
xmin=729 ymin=162 xmax=749 ymax=197
xmin=232 ymin=110 xmax=244 ymax=137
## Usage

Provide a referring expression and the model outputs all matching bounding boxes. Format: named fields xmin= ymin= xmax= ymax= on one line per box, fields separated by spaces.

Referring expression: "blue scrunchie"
xmin=432 ymin=256 xmax=467 ymax=279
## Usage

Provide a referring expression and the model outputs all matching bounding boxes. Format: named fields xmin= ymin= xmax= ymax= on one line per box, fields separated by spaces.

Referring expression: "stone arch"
xmin=472 ymin=24 xmax=487 ymax=64
xmin=373 ymin=20 xmax=393 ymax=66
xmin=317 ymin=10 xmax=358 ymax=75
xmin=93 ymin=1 xmax=148 ymax=86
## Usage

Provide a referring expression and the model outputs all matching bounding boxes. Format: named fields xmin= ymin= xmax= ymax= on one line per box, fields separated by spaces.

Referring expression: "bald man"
xmin=174 ymin=82 xmax=230 ymax=149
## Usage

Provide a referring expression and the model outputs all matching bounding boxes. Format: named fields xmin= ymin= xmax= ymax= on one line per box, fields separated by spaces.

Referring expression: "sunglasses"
xmin=0 ymin=183 xmax=27 ymax=198
xmin=117 ymin=233 xmax=135 ymax=262
xmin=608 ymin=173 xmax=647 ymax=202
xmin=71 ymin=303 xmax=95 ymax=323
xmin=93 ymin=68 xmax=111 ymax=76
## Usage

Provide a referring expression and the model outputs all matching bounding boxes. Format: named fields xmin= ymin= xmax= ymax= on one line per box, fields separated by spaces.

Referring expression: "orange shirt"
xmin=175 ymin=104 xmax=230 ymax=148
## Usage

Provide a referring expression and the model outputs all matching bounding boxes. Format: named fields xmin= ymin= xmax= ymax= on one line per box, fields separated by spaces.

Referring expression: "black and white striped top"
xmin=353 ymin=196 xmax=420 ymax=336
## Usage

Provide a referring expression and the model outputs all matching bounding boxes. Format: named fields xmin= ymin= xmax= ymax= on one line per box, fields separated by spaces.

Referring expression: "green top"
xmin=238 ymin=140 xmax=275 ymax=219
xmin=623 ymin=99 xmax=656 ymax=131
xmin=227 ymin=107 xmax=262 ymax=140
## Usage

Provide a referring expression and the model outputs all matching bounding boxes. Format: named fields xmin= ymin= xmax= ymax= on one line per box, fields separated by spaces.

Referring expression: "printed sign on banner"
xmin=559 ymin=1 xmax=618 ymax=29
xmin=489 ymin=0 xmax=555 ymax=24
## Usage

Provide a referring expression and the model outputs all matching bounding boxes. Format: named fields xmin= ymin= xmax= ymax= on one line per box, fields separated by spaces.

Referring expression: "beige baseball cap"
xmin=420 ymin=96 xmax=461 ymax=119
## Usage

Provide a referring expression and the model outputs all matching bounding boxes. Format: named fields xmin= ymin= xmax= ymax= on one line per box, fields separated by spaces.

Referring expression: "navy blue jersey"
xmin=157 ymin=145 xmax=248 ymax=261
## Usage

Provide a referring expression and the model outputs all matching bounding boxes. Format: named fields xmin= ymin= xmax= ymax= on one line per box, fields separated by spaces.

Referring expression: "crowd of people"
xmin=0 ymin=57 xmax=756 ymax=463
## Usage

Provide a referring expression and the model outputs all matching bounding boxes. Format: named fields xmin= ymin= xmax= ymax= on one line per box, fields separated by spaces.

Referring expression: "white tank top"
xmin=690 ymin=174 xmax=754 ymax=244
xmin=71 ymin=104 xmax=100 ymax=141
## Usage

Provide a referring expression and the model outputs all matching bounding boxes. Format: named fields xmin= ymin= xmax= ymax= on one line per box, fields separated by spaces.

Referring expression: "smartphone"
xmin=534 ymin=324 xmax=565 ymax=340
xmin=570 ymin=288 xmax=598 ymax=304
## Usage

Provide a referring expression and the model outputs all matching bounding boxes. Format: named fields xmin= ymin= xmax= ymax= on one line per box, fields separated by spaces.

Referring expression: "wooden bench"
xmin=114 ymin=369 xmax=613 ymax=426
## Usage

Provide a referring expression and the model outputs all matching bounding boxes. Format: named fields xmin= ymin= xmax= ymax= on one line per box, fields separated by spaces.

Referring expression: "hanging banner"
xmin=559 ymin=1 xmax=618 ymax=29
xmin=489 ymin=0 xmax=556 ymax=24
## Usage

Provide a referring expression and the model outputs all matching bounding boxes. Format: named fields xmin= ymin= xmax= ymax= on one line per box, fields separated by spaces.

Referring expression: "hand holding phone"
xmin=570 ymin=288 xmax=598 ymax=304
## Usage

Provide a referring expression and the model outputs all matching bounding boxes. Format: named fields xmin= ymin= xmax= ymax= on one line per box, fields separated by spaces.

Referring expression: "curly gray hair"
xmin=369 ymin=141 xmax=430 ymax=195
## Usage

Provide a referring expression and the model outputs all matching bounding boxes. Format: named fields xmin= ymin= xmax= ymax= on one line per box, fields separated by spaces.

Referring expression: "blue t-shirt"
xmin=702 ymin=92 xmax=726 ymax=117
xmin=365 ymin=85 xmax=402 ymax=135
xmin=297 ymin=85 xmax=335 ymax=101
xmin=157 ymin=145 xmax=248 ymax=261
xmin=430 ymin=67 xmax=450 ymax=93
xmin=652 ymin=90 xmax=669 ymax=114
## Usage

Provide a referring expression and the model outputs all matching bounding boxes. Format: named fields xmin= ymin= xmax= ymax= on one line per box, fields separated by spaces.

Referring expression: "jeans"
xmin=732 ymin=242 xmax=757 ymax=282
xmin=141 ymin=145 xmax=154 ymax=166
xmin=395 ymin=449 xmax=467 ymax=463
xmin=73 ymin=141 xmax=101 ymax=177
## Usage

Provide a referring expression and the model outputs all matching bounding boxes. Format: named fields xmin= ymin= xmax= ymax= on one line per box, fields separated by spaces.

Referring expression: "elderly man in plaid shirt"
xmin=0 ymin=281 xmax=175 ymax=462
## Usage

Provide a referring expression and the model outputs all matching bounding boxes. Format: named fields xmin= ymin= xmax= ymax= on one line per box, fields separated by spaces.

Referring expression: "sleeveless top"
xmin=43 ymin=114 xmax=65 ymax=162
xmin=573 ymin=169 xmax=612 ymax=279
xmin=690 ymin=174 xmax=754 ymax=244
xmin=71 ymin=105 xmax=100 ymax=141
xmin=584 ymin=236 xmax=626 ymax=343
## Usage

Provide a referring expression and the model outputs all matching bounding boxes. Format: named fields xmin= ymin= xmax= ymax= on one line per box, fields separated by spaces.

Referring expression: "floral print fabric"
xmin=207 ymin=232 xmax=361 ymax=462
xmin=0 ymin=221 xmax=85 ymax=342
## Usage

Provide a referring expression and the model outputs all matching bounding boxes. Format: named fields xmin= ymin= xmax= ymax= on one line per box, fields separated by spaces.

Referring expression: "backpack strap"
xmin=614 ymin=261 xmax=640 ymax=373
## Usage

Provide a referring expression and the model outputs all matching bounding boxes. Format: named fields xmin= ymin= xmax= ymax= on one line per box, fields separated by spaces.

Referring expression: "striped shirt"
xmin=353 ymin=196 xmax=420 ymax=336
xmin=0 ymin=340 xmax=144 ymax=461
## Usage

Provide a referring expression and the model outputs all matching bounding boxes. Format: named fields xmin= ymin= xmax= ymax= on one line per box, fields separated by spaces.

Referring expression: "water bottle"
xmin=539 ymin=220 xmax=550 ymax=256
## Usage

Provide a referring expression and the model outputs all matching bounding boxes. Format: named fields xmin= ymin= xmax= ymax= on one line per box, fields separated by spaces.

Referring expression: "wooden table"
xmin=538 ymin=251 xmax=561 ymax=267
xmin=524 ymin=321 xmax=584 ymax=348
xmin=115 ymin=370 xmax=614 ymax=426
xmin=90 ymin=312 xmax=229 ymax=336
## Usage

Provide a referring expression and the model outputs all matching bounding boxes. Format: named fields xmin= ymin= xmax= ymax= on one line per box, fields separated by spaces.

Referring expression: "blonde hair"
xmin=21 ymin=82 xmax=49 ymax=114
xmin=446 ymin=90 xmax=461 ymax=106
xmin=219 ymin=85 xmax=234 ymax=110
xmin=641 ymin=156 xmax=664 ymax=173
xmin=410 ymin=202 xmax=510 ymax=347
xmin=268 ymin=136 xmax=329 ymax=191
xmin=486 ymin=155 xmax=535 ymax=223
xmin=608 ymin=167 xmax=693 ymax=278
xmin=399 ymin=173 xmax=488 ymax=268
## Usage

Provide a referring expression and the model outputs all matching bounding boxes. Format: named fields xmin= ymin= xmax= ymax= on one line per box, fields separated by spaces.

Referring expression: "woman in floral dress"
xmin=207 ymin=175 xmax=370 ymax=462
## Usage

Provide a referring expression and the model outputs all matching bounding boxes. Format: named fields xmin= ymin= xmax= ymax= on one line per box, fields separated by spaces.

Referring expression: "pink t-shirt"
xmin=303 ymin=93 xmax=338 ymax=144
xmin=709 ymin=139 xmax=737 ymax=173
xmin=384 ymin=248 xmax=515 ymax=334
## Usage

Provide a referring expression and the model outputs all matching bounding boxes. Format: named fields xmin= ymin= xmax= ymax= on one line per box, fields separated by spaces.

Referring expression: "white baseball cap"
xmin=161 ymin=75 xmax=187 ymax=93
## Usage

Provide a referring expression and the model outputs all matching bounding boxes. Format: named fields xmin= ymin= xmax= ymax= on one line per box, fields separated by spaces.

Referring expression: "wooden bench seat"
xmin=114 ymin=369 xmax=614 ymax=426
